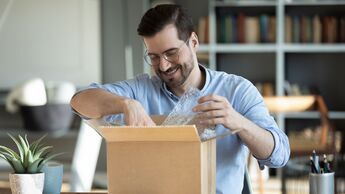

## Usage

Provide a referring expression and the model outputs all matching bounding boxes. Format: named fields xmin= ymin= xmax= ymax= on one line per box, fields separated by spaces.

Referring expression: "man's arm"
xmin=70 ymin=88 xmax=156 ymax=126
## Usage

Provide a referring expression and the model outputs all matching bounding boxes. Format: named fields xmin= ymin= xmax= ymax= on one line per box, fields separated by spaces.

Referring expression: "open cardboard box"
xmin=86 ymin=116 xmax=216 ymax=194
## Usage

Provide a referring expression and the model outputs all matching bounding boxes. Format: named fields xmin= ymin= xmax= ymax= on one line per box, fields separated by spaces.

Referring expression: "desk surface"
xmin=0 ymin=188 xmax=107 ymax=194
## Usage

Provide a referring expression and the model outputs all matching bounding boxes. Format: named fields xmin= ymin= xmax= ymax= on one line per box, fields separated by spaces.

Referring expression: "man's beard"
xmin=157 ymin=60 xmax=194 ymax=88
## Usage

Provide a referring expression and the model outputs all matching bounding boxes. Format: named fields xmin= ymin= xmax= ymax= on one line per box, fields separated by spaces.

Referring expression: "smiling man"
xmin=70 ymin=4 xmax=290 ymax=194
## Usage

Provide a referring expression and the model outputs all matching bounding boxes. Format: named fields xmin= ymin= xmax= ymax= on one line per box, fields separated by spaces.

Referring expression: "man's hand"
xmin=122 ymin=99 xmax=156 ymax=126
xmin=192 ymin=94 xmax=244 ymax=133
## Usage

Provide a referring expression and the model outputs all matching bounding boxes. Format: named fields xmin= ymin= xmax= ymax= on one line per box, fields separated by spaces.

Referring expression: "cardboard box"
xmin=89 ymin=117 xmax=216 ymax=194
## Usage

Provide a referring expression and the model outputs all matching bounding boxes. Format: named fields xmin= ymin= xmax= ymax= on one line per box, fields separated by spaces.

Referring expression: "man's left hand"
xmin=192 ymin=94 xmax=244 ymax=133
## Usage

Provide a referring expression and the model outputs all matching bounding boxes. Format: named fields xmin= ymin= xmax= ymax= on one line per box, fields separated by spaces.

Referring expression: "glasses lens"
xmin=144 ymin=55 xmax=152 ymax=65
xmin=164 ymin=52 xmax=179 ymax=64
xmin=144 ymin=54 xmax=159 ymax=66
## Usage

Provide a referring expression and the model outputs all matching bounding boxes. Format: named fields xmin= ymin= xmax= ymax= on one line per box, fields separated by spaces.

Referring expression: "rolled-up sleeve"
xmin=236 ymin=79 xmax=290 ymax=168
xmin=257 ymin=125 xmax=290 ymax=168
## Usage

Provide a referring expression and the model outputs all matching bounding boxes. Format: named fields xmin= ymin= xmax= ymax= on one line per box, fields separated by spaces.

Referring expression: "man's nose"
xmin=159 ymin=57 xmax=171 ymax=72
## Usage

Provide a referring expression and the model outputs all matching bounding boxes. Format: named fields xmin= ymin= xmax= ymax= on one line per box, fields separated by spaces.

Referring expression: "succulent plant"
xmin=0 ymin=134 xmax=62 ymax=174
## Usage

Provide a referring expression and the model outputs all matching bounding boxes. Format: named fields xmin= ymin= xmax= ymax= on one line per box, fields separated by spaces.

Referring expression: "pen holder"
xmin=309 ymin=172 xmax=334 ymax=194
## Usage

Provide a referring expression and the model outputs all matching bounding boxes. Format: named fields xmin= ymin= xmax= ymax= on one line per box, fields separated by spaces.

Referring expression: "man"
xmin=70 ymin=4 xmax=290 ymax=194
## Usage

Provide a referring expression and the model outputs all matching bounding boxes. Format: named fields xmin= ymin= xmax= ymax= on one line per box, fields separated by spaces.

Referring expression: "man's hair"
xmin=137 ymin=4 xmax=194 ymax=42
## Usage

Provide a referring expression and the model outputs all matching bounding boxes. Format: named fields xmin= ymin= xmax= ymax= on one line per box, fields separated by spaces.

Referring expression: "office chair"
xmin=242 ymin=167 xmax=254 ymax=194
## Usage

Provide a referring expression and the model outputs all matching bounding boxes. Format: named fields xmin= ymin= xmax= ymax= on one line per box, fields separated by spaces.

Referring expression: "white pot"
xmin=9 ymin=173 xmax=45 ymax=194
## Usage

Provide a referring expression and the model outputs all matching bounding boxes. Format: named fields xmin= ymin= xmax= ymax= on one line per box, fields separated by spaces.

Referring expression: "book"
xmin=313 ymin=15 xmax=321 ymax=43
xmin=340 ymin=16 xmax=345 ymax=42
xmin=225 ymin=15 xmax=233 ymax=43
xmin=237 ymin=13 xmax=245 ymax=43
xmin=260 ymin=14 xmax=269 ymax=43
xmin=285 ymin=15 xmax=292 ymax=43
xmin=293 ymin=16 xmax=300 ymax=43
xmin=245 ymin=16 xmax=259 ymax=43
xmin=268 ymin=16 xmax=276 ymax=43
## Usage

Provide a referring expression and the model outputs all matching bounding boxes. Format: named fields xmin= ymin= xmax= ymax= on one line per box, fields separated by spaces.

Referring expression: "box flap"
xmin=98 ymin=125 xmax=200 ymax=142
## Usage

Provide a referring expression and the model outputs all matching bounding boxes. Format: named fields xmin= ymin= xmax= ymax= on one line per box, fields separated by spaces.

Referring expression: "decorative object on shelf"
xmin=0 ymin=134 xmax=63 ymax=194
xmin=5 ymin=78 xmax=47 ymax=114
xmin=5 ymin=78 xmax=76 ymax=134
xmin=263 ymin=95 xmax=315 ymax=112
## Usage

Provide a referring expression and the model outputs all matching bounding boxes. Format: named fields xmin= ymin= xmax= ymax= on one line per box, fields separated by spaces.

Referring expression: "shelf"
xmin=284 ymin=0 xmax=345 ymax=6
xmin=283 ymin=111 xmax=345 ymax=119
xmin=215 ymin=44 xmax=277 ymax=53
xmin=198 ymin=44 xmax=210 ymax=52
xmin=213 ymin=0 xmax=277 ymax=7
xmin=284 ymin=44 xmax=345 ymax=53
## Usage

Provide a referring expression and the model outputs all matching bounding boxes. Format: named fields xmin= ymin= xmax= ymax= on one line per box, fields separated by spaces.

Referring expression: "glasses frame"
xmin=144 ymin=39 xmax=189 ymax=66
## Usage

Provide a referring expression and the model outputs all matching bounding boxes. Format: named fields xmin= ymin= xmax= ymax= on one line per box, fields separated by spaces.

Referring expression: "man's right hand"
xmin=122 ymin=99 xmax=156 ymax=126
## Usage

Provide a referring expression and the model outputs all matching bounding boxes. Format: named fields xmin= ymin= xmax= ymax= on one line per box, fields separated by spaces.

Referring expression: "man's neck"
xmin=172 ymin=64 xmax=206 ymax=97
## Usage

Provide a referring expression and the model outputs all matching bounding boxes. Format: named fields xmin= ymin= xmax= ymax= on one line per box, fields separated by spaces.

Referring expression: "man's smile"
xmin=161 ymin=65 xmax=180 ymax=77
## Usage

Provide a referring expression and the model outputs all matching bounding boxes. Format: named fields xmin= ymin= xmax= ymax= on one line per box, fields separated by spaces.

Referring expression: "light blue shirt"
xmin=83 ymin=65 xmax=290 ymax=194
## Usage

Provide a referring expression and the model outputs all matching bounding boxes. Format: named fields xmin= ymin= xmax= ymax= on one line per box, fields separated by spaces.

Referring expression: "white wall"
xmin=0 ymin=0 xmax=101 ymax=89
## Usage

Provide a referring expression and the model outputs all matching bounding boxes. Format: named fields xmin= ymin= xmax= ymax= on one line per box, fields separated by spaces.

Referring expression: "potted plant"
xmin=0 ymin=134 xmax=61 ymax=194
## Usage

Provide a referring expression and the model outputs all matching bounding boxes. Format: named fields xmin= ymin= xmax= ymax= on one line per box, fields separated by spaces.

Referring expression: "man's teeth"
xmin=165 ymin=67 xmax=178 ymax=75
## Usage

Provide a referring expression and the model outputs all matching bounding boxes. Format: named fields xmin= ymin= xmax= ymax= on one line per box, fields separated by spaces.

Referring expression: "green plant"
xmin=0 ymin=134 xmax=62 ymax=174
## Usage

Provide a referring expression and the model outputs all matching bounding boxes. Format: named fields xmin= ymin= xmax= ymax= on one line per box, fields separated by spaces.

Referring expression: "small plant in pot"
xmin=0 ymin=134 xmax=62 ymax=194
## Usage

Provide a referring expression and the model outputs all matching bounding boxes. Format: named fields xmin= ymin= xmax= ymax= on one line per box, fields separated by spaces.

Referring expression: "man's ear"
xmin=191 ymin=32 xmax=199 ymax=50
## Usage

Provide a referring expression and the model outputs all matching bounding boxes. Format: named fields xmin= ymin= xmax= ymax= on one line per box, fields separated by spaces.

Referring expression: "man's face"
xmin=143 ymin=24 xmax=195 ymax=89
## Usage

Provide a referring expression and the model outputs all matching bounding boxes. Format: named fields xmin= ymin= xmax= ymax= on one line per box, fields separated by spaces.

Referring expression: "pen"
xmin=310 ymin=156 xmax=318 ymax=173
xmin=312 ymin=150 xmax=320 ymax=173
xmin=323 ymin=154 xmax=329 ymax=173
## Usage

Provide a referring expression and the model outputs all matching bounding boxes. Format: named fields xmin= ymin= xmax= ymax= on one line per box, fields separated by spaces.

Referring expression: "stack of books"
xmin=285 ymin=15 xmax=345 ymax=43
xmin=217 ymin=13 xmax=276 ymax=43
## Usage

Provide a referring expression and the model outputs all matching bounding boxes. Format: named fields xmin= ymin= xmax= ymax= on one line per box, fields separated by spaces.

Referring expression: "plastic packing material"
xmin=162 ymin=87 xmax=217 ymax=142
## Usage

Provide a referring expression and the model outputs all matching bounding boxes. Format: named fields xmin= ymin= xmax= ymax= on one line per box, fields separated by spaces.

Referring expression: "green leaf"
xmin=27 ymin=158 xmax=43 ymax=173
xmin=8 ymin=133 xmax=24 ymax=162
xmin=38 ymin=152 xmax=64 ymax=171
xmin=9 ymin=157 xmax=25 ymax=173
xmin=0 ymin=145 xmax=20 ymax=160
xmin=31 ymin=134 xmax=47 ymax=154
xmin=0 ymin=153 xmax=9 ymax=162
xmin=23 ymin=150 xmax=34 ymax=169
xmin=24 ymin=135 xmax=30 ymax=149
xmin=18 ymin=135 xmax=29 ymax=153
xmin=0 ymin=154 xmax=15 ymax=171
xmin=33 ymin=146 xmax=52 ymax=160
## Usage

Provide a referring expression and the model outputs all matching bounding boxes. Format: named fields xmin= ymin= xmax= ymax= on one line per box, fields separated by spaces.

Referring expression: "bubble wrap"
xmin=161 ymin=87 xmax=217 ymax=142
xmin=162 ymin=87 xmax=201 ymax=126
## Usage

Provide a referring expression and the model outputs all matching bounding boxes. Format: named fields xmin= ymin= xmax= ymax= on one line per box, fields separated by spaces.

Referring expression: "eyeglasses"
xmin=144 ymin=39 xmax=189 ymax=66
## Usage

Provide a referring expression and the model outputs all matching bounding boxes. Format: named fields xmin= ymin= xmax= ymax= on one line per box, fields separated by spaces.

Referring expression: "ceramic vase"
xmin=9 ymin=173 xmax=44 ymax=194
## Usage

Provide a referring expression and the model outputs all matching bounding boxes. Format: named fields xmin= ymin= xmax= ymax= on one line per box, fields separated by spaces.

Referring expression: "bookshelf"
xmin=190 ymin=0 xmax=345 ymax=129
xmin=145 ymin=0 xmax=345 ymax=141
xmin=194 ymin=1 xmax=345 ymax=193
